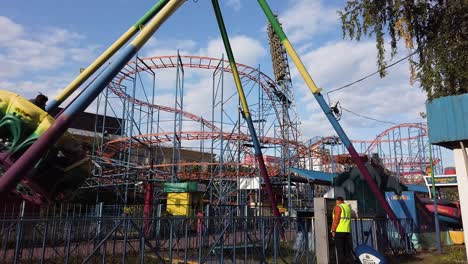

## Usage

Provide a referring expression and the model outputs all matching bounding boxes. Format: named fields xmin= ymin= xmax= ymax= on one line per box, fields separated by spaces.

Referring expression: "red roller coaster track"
xmin=96 ymin=55 xmax=436 ymax=184
xmin=364 ymin=123 xmax=427 ymax=153
xmin=114 ymin=55 xmax=283 ymax=124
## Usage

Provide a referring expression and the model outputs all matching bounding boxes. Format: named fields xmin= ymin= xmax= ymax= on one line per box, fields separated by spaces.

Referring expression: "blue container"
xmin=426 ymin=93 xmax=468 ymax=149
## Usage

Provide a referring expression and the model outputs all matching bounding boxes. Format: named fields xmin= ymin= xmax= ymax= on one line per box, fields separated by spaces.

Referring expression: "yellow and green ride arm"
xmin=46 ymin=0 xmax=170 ymax=112
xmin=0 ymin=0 xmax=184 ymax=194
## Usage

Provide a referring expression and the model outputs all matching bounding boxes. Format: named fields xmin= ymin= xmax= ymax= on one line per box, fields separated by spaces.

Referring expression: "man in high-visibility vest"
xmin=331 ymin=196 xmax=354 ymax=264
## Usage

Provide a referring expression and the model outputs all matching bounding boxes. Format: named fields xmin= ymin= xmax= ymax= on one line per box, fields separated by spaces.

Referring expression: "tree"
xmin=339 ymin=0 xmax=467 ymax=100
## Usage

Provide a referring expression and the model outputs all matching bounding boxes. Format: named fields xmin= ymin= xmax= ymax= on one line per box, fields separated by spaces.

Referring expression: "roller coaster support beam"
xmin=211 ymin=0 xmax=282 ymax=219
xmin=144 ymin=182 xmax=153 ymax=235
xmin=46 ymin=0 xmax=169 ymax=113
xmin=257 ymin=0 xmax=405 ymax=237
xmin=0 ymin=0 xmax=184 ymax=193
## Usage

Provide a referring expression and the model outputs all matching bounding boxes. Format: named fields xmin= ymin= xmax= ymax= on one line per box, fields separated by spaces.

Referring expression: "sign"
xmin=424 ymin=175 xmax=457 ymax=187
xmin=239 ymin=177 xmax=261 ymax=190
xmin=386 ymin=192 xmax=413 ymax=201
xmin=355 ymin=245 xmax=387 ymax=264
xmin=386 ymin=191 xmax=417 ymax=228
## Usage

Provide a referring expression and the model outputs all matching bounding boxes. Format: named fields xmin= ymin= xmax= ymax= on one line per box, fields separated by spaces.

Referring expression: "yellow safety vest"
xmin=333 ymin=203 xmax=351 ymax=233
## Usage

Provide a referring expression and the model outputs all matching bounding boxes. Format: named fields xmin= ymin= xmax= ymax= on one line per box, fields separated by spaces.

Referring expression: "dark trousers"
xmin=334 ymin=232 xmax=354 ymax=264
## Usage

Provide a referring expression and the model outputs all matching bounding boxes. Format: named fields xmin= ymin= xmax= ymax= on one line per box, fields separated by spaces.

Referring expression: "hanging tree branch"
xmin=339 ymin=0 xmax=467 ymax=100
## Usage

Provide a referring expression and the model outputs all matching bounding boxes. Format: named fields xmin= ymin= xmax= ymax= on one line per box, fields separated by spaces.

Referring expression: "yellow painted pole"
xmin=46 ymin=0 xmax=169 ymax=112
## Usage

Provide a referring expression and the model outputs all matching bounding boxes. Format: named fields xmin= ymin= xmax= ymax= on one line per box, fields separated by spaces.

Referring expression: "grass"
xmin=388 ymin=246 xmax=467 ymax=264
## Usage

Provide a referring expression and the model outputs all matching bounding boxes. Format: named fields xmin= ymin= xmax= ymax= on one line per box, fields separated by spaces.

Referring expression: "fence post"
xmin=304 ymin=218 xmax=310 ymax=264
xmin=261 ymin=217 xmax=265 ymax=259
xmin=96 ymin=202 xmax=103 ymax=257
xmin=122 ymin=215 xmax=129 ymax=263
xmin=273 ymin=219 xmax=278 ymax=264
xmin=13 ymin=200 xmax=25 ymax=264
xmin=140 ymin=220 xmax=145 ymax=264
xmin=64 ymin=220 xmax=73 ymax=264
xmin=372 ymin=219 xmax=378 ymax=250
xmin=206 ymin=204 xmax=210 ymax=235
xmin=40 ymin=220 xmax=49 ymax=264
xmin=169 ymin=219 xmax=173 ymax=263
xmin=156 ymin=204 xmax=162 ymax=237
xmin=184 ymin=219 xmax=189 ymax=264
xmin=232 ymin=216 xmax=236 ymax=263
xmin=244 ymin=214 xmax=247 ymax=263
xmin=198 ymin=216 xmax=202 ymax=264
xmin=96 ymin=202 xmax=103 ymax=237
xmin=220 ymin=218 xmax=224 ymax=263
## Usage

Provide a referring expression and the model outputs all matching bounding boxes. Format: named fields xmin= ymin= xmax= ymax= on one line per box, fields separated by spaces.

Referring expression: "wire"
xmin=341 ymin=107 xmax=397 ymax=125
xmin=327 ymin=50 xmax=417 ymax=96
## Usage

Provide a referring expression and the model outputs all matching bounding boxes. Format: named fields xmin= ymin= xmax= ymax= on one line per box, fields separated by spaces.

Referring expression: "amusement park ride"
xmin=0 ymin=0 xmax=449 ymax=232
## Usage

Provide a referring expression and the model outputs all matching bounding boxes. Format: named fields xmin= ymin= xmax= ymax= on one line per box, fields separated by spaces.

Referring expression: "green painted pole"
xmin=429 ymin=143 xmax=442 ymax=254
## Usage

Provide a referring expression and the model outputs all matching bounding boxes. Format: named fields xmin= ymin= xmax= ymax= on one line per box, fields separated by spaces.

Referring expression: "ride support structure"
xmin=0 ymin=1 xmax=418 ymax=240
xmin=0 ymin=0 xmax=185 ymax=194
xmin=211 ymin=0 xmax=281 ymax=218
xmin=256 ymin=0 xmax=404 ymax=236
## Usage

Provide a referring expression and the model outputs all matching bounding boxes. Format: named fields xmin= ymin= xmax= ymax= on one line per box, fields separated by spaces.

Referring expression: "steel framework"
xmin=303 ymin=123 xmax=443 ymax=185
xmin=89 ymin=54 xmax=304 ymax=208
xmin=0 ymin=201 xmax=414 ymax=264
xmin=268 ymin=15 xmax=302 ymax=211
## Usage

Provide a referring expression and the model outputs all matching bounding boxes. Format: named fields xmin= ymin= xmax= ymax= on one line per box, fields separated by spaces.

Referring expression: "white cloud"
xmin=144 ymin=35 xmax=266 ymax=66
xmin=0 ymin=74 xmax=73 ymax=100
xmin=69 ymin=45 xmax=101 ymax=63
xmin=293 ymin=40 xmax=427 ymax=140
xmin=37 ymin=27 xmax=84 ymax=46
xmin=0 ymin=16 xmax=97 ymax=79
xmin=143 ymin=37 xmax=197 ymax=57
xmin=226 ymin=0 xmax=242 ymax=11
xmin=279 ymin=0 xmax=339 ymax=43
xmin=198 ymin=35 xmax=266 ymax=66
xmin=0 ymin=16 xmax=24 ymax=42
xmin=2 ymin=39 xmax=67 ymax=73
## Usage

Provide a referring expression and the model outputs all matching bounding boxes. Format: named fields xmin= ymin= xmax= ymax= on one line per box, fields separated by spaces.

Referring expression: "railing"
xmin=351 ymin=218 xmax=414 ymax=255
xmin=0 ymin=202 xmax=414 ymax=263
xmin=0 ymin=215 xmax=314 ymax=264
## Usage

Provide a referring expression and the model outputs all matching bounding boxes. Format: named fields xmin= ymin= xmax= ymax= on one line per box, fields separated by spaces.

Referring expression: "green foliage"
xmin=339 ymin=0 xmax=468 ymax=100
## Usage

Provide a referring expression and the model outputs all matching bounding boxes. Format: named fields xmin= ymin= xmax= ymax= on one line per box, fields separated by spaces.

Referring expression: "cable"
xmin=327 ymin=50 xmax=417 ymax=97
xmin=341 ymin=107 xmax=397 ymax=125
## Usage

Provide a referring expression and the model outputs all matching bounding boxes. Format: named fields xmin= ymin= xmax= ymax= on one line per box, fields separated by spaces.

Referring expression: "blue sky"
xmin=0 ymin=0 xmax=454 ymax=166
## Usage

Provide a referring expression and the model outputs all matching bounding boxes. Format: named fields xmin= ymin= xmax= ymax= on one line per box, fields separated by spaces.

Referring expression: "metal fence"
xmin=350 ymin=218 xmax=414 ymax=255
xmin=1 ymin=215 xmax=314 ymax=264
xmin=0 ymin=202 xmax=414 ymax=264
